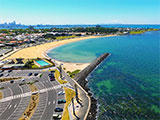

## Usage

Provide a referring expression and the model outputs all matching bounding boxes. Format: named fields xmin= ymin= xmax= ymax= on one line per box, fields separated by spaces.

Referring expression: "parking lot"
xmin=0 ymin=69 xmax=66 ymax=120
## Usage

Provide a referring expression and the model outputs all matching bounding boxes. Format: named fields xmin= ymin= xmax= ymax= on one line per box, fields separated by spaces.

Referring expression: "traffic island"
xmin=19 ymin=84 xmax=39 ymax=120
xmin=61 ymin=87 xmax=75 ymax=120
xmin=0 ymin=77 xmax=22 ymax=82
xmin=0 ymin=91 xmax=2 ymax=99
xmin=54 ymin=69 xmax=67 ymax=84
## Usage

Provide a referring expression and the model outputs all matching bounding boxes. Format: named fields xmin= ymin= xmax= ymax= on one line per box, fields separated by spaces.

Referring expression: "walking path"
xmin=0 ymin=48 xmax=20 ymax=61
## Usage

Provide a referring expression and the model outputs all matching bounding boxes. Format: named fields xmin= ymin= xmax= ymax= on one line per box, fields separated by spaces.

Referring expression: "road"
xmin=0 ymin=83 xmax=22 ymax=119
xmin=0 ymin=69 xmax=66 ymax=120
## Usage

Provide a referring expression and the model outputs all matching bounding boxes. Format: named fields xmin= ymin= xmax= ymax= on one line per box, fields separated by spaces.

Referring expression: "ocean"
xmin=0 ymin=24 xmax=160 ymax=29
xmin=47 ymin=31 xmax=160 ymax=119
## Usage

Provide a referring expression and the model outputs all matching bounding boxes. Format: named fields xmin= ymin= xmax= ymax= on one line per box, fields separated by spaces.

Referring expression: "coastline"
xmin=5 ymin=35 xmax=116 ymax=72
xmin=74 ymin=53 xmax=111 ymax=120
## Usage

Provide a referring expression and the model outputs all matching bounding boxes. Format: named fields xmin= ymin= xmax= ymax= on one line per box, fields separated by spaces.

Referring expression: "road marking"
xmin=8 ymin=105 xmax=12 ymax=109
xmin=48 ymin=101 xmax=51 ymax=105
xmin=53 ymin=100 xmax=55 ymax=104
xmin=0 ymin=84 xmax=68 ymax=102
xmin=14 ymin=104 xmax=17 ymax=108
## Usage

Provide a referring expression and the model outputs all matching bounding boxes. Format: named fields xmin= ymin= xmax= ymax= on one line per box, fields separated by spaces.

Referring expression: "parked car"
xmin=48 ymin=73 xmax=54 ymax=77
xmin=58 ymin=91 xmax=65 ymax=96
xmin=19 ymin=83 xmax=26 ymax=86
xmin=0 ymin=74 xmax=3 ymax=77
xmin=50 ymin=71 xmax=55 ymax=74
xmin=50 ymin=77 xmax=55 ymax=81
xmin=55 ymin=108 xmax=63 ymax=112
xmin=52 ymin=114 xmax=62 ymax=119
xmin=34 ymin=73 xmax=39 ymax=76
xmin=28 ymin=73 xmax=32 ymax=76
xmin=5 ymin=74 xmax=9 ymax=77
xmin=8 ymin=70 xmax=12 ymax=73
xmin=10 ymin=80 xmax=14 ymax=84
xmin=58 ymin=99 xmax=66 ymax=104
xmin=21 ymin=78 xmax=25 ymax=82
xmin=32 ymin=91 xmax=38 ymax=95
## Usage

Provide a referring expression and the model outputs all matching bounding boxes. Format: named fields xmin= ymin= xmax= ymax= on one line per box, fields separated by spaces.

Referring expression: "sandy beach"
xmin=5 ymin=35 xmax=116 ymax=72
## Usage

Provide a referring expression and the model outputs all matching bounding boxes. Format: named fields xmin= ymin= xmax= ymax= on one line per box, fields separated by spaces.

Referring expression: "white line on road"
xmin=0 ymin=84 xmax=68 ymax=102
xmin=14 ymin=104 xmax=17 ymax=108
xmin=8 ymin=105 xmax=12 ymax=109
xmin=48 ymin=101 xmax=51 ymax=105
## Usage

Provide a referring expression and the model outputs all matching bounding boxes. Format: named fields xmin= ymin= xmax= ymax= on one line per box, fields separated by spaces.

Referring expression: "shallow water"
xmin=47 ymin=31 xmax=160 ymax=119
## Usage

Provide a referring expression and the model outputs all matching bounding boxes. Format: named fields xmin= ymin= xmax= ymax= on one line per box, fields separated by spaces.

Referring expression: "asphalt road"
xmin=0 ymin=84 xmax=22 ymax=120
xmin=0 ymin=69 xmax=65 ymax=120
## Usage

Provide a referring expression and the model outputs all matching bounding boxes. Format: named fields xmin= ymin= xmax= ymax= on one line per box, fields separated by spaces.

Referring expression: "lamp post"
xmin=72 ymin=98 xmax=80 ymax=120
xmin=75 ymin=84 xmax=83 ymax=107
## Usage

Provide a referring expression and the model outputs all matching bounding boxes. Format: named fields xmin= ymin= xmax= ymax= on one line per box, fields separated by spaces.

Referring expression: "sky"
xmin=0 ymin=0 xmax=160 ymax=25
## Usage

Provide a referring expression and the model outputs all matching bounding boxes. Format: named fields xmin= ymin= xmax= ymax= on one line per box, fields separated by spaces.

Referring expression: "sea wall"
xmin=74 ymin=53 xmax=110 ymax=120
xmin=74 ymin=53 xmax=110 ymax=85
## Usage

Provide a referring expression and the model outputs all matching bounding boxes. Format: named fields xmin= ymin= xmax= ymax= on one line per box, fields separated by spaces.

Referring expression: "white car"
xmin=21 ymin=78 xmax=25 ymax=82
xmin=58 ymin=91 xmax=65 ymax=96
xmin=52 ymin=114 xmax=62 ymax=119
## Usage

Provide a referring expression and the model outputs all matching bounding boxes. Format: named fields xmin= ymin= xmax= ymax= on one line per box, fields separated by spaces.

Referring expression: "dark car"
xmin=10 ymin=80 xmax=14 ymax=83
xmin=58 ymin=99 xmax=66 ymax=104
xmin=8 ymin=70 xmax=12 ymax=73
xmin=19 ymin=83 xmax=26 ymax=86
xmin=55 ymin=108 xmax=63 ymax=112
xmin=50 ymin=71 xmax=55 ymax=74
xmin=48 ymin=73 xmax=54 ymax=77
xmin=0 ymin=74 xmax=3 ymax=77
xmin=34 ymin=73 xmax=39 ymax=76
xmin=50 ymin=77 xmax=55 ymax=81
xmin=28 ymin=73 xmax=32 ymax=76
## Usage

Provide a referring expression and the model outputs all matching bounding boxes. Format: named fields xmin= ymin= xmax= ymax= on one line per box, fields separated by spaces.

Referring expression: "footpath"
xmin=62 ymin=70 xmax=90 ymax=120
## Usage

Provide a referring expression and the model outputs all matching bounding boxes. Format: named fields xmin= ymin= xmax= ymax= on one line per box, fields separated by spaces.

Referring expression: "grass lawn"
xmin=56 ymin=35 xmax=76 ymax=40
xmin=0 ymin=91 xmax=2 ymax=99
xmin=0 ymin=77 xmax=22 ymax=82
xmin=54 ymin=69 xmax=68 ymax=84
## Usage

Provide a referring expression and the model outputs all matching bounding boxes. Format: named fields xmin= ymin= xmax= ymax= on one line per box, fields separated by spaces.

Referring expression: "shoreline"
xmin=74 ymin=53 xmax=111 ymax=120
xmin=43 ymin=35 xmax=116 ymax=72
xmin=5 ymin=35 xmax=117 ymax=72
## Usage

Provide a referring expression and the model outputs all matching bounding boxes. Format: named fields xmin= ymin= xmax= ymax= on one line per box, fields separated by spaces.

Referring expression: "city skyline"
xmin=0 ymin=0 xmax=160 ymax=25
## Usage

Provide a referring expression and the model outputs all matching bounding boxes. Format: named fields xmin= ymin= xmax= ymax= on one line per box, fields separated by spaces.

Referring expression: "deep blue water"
xmin=47 ymin=31 xmax=160 ymax=119
xmin=0 ymin=24 xmax=160 ymax=29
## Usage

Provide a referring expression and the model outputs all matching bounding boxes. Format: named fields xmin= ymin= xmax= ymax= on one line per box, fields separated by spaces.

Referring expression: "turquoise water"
xmin=36 ymin=60 xmax=50 ymax=66
xmin=47 ymin=31 xmax=160 ymax=119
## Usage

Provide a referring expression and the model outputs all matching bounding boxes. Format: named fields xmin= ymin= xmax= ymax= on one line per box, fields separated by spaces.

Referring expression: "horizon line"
xmin=0 ymin=22 xmax=160 ymax=26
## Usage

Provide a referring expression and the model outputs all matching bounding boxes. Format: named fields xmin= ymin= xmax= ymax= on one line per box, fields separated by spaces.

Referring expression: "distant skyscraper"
xmin=12 ymin=21 xmax=16 ymax=25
